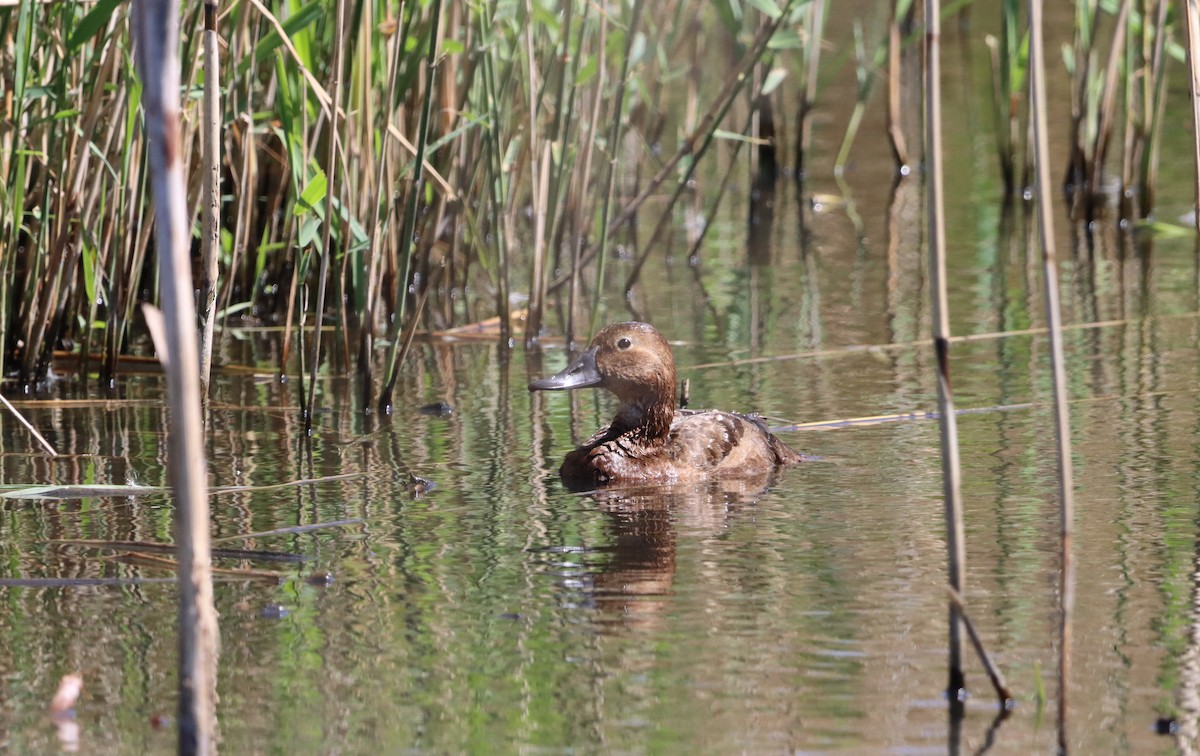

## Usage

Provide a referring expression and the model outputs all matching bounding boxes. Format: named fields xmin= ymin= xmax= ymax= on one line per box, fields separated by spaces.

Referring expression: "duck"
xmin=529 ymin=322 xmax=804 ymax=488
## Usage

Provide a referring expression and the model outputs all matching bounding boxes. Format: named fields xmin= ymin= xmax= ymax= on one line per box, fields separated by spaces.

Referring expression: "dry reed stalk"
xmin=1187 ymin=1 xmax=1200 ymax=234
xmin=199 ymin=0 xmax=221 ymax=401
xmin=566 ymin=9 xmax=605 ymax=347
xmin=924 ymin=0 xmax=967 ymax=699
xmin=527 ymin=141 xmax=552 ymax=346
xmin=306 ymin=0 xmax=348 ymax=428
xmin=358 ymin=2 xmax=408 ymax=381
xmin=524 ymin=6 xmax=547 ymax=347
xmin=0 ymin=393 xmax=56 ymax=455
xmin=476 ymin=18 xmax=511 ymax=340
xmin=220 ymin=114 xmax=256 ymax=323
xmin=1029 ymin=0 xmax=1076 ymax=749
xmin=945 ymin=587 xmax=1014 ymax=705
xmin=132 ymin=0 xmax=218 ymax=751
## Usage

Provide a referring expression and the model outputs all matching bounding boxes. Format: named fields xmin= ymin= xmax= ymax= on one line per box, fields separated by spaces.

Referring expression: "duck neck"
xmin=611 ymin=391 xmax=675 ymax=444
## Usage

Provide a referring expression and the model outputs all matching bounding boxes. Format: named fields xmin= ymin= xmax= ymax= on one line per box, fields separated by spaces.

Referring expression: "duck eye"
xmin=617 ymin=337 xmax=632 ymax=350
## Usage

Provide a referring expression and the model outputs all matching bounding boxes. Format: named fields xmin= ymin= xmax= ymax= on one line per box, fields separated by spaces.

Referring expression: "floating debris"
xmin=417 ymin=400 xmax=453 ymax=416
xmin=305 ymin=571 xmax=335 ymax=587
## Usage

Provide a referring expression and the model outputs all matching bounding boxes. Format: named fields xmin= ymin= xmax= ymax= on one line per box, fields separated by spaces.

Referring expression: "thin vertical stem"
xmin=524 ymin=4 xmax=546 ymax=346
xmin=132 ymin=0 xmax=217 ymax=752
xmin=924 ymin=0 xmax=967 ymax=697
xmin=1029 ymin=1 xmax=1076 ymax=751
xmin=380 ymin=0 xmax=443 ymax=411
xmin=592 ymin=0 xmax=644 ymax=333
xmin=359 ymin=1 xmax=408 ymax=387
xmin=199 ymin=0 xmax=221 ymax=401
xmin=1187 ymin=0 xmax=1200 ymax=234
xmin=307 ymin=0 xmax=348 ymax=428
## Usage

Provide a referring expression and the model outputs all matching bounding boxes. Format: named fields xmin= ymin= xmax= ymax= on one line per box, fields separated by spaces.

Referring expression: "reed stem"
xmin=1187 ymin=1 xmax=1200 ymax=234
xmin=924 ymin=0 xmax=967 ymax=699
xmin=132 ymin=0 xmax=218 ymax=750
xmin=1029 ymin=0 xmax=1076 ymax=749
xmin=379 ymin=0 xmax=443 ymax=412
xmin=198 ymin=0 xmax=221 ymax=402
xmin=306 ymin=0 xmax=348 ymax=428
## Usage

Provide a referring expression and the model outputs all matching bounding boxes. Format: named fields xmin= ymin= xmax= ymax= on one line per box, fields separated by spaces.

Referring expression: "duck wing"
xmin=668 ymin=411 xmax=802 ymax=473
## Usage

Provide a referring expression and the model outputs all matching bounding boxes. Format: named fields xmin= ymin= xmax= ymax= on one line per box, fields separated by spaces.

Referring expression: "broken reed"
xmin=1 ymin=0 xmax=822 ymax=400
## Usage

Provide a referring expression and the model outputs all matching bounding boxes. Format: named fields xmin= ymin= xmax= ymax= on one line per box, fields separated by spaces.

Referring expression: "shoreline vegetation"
xmin=3 ymin=2 xmax=1189 ymax=402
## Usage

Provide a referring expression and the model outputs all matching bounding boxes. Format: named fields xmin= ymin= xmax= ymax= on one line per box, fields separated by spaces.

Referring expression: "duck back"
xmin=559 ymin=409 xmax=802 ymax=489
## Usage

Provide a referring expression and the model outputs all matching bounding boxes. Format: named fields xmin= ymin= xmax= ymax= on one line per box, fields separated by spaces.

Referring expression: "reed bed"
xmin=1 ymin=1 xmax=835 ymax=409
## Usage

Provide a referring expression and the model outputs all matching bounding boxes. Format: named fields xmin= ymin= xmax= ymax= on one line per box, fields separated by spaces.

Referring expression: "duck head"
xmin=529 ymin=322 xmax=677 ymax=436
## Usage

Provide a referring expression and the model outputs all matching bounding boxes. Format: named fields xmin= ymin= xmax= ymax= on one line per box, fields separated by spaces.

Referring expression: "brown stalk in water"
xmin=1086 ymin=0 xmax=1128 ymax=209
xmin=589 ymin=0 xmax=644 ymax=332
xmin=924 ymin=0 xmax=967 ymax=702
xmin=132 ymin=0 xmax=218 ymax=749
xmin=1029 ymin=0 xmax=1076 ymax=747
xmin=567 ymin=7 xmax=605 ymax=347
xmin=1131 ymin=0 xmax=1170 ymax=217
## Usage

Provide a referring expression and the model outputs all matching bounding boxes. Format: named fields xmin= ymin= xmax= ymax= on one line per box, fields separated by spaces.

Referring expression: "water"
xmin=5 ymin=7 xmax=1200 ymax=754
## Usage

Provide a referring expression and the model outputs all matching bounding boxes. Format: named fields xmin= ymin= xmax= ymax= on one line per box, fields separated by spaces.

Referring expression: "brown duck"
xmin=530 ymin=322 xmax=804 ymax=488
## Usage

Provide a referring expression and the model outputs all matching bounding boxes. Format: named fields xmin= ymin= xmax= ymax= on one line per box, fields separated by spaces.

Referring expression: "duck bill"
xmin=529 ymin=348 xmax=602 ymax=391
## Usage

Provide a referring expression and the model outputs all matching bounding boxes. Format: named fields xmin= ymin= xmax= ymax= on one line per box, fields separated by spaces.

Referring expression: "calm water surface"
xmin=5 ymin=9 xmax=1200 ymax=756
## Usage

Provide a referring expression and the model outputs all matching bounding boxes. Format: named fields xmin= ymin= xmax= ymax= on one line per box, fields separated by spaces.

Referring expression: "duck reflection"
xmin=584 ymin=472 xmax=780 ymax=632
